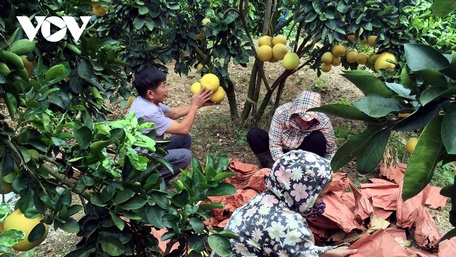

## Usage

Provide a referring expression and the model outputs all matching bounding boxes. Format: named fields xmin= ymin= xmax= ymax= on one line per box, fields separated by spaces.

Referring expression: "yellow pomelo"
xmin=200 ymin=73 xmax=220 ymax=92
xmin=368 ymin=53 xmax=380 ymax=64
xmin=331 ymin=57 xmax=341 ymax=66
xmin=368 ymin=35 xmax=378 ymax=47
xmin=374 ymin=52 xmax=397 ymax=73
xmin=321 ymin=52 xmax=333 ymax=65
xmin=91 ymin=4 xmax=107 ymax=16
xmin=345 ymin=48 xmax=357 ymax=55
xmin=210 ymin=87 xmax=225 ymax=103
xmin=3 ymin=209 xmax=49 ymax=251
xmin=272 ymin=43 xmax=288 ymax=60
xmin=347 ymin=34 xmax=355 ymax=42
xmin=125 ymin=96 xmax=136 ymax=109
xmin=321 ymin=63 xmax=331 ymax=72
xmin=406 ymin=137 xmax=419 ymax=153
xmin=360 ymin=38 xmax=368 ymax=44
xmin=257 ymin=45 xmax=273 ymax=62
xmin=282 ymin=52 xmax=300 ymax=70
xmin=346 ymin=52 xmax=358 ymax=63
xmin=202 ymin=18 xmax=211 ymax=25
xmin=272 ymin=34 xmax=287 ymax=46
xmin=190 ymin=82 xmax=202 ymax=95
xmin=332 ymin=44 xmax=346 ymax=57
xmin=258 ymin=36 xmax=272 ymax=47
xmin=355 ymin=53 xmax=369 ymax=65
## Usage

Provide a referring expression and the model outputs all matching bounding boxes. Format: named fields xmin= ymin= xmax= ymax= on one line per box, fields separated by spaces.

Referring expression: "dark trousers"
xmin=247 ymin=127 xmax=327 ymax=160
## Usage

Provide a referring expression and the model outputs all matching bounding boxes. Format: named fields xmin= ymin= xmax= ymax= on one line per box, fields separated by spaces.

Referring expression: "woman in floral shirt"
xmin=224 ymin=150 xmax=358 ymax=257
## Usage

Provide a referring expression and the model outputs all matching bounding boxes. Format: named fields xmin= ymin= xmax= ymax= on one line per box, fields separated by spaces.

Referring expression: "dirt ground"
xmin=13 ymin=59 xmax=454 ymax=256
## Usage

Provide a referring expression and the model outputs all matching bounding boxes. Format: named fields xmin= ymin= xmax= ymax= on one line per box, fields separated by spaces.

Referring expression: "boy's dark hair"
xmin=133 ymin=67 xmax=167 ymax=97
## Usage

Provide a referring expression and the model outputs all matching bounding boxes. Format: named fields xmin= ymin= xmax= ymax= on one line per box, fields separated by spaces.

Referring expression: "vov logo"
xmin=17 ymin=16 xmax=91 ymax=42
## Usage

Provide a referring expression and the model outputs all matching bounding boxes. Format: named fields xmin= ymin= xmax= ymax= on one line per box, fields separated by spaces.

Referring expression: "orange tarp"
xmin=205 ymin=160 xmax=453 ymax=256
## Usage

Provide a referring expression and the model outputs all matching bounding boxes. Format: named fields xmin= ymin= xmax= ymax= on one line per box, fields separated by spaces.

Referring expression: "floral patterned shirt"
xmin=224 ymin=150 xmax=345 ymax=257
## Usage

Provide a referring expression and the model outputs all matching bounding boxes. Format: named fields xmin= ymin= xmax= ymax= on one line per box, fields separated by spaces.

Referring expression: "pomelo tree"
xmin=310 ymin=0 xmax=456 ymax=242
xmin=0 ymin=0 xmax=237 ymax=256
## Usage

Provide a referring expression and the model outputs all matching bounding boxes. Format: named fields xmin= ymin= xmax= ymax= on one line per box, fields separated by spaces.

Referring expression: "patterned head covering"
xmin=265 ymin=150 xmax=333 ymax=216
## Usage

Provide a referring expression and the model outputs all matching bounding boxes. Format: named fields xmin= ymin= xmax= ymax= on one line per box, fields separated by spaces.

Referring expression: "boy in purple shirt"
xmin=129 ymin=67 xmax=213 ymax=182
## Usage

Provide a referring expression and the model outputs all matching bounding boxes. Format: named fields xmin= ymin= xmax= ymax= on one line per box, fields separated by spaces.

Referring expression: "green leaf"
xmin=341 ymin=70 xmax=390 ymax=97
xmin=208 ymin=234 xmax=232 ymax=256
xmin=416 ymin=68 xmax=449 ymax=88
xmin=442 ymin=104 xmax=456 ymax=154
xmin=438 ymin=227 xmax=456 ymax=244
xmin=394 ymin=100 xmax=445 ymax=132
xmin=431 ymin=0 xmax=456 ymax=17
xmin=213 ymin=172 xmax=236 ymax=183
xmin=113 ymin=189 xmax=135 ymax=204
xmin=420 ymin=87 xmax=447 ymax=106
xmin=206 ymin=182 xmax=236 ymax=196
xmin=356 ymin=128 xmax=391 ymax=174
xmin=55 ymin=217 xmax=80 ymax=233
xmin=119 ymin=197 xmax=146 ymax=210
xmin=441 ymin=51 xmax=456 ymax=80
xmin=74 ymin=123 xmax=92 ymax=150
xmin=404 ymin=43 xmax=449 ymax=72
xmin=353 ymin=95 xmax=402 ymax=118
xmin=109 ymin=211 xmax=125 ymax=231
xmin=310 ymin=104 xmax=377 ymax=122
xmin=189 ymin=217 xmax=205 ymax=234
xmin=331 ymin=126 xmax=382 ymax=171
xmin=100 ymin=236 xmax=125 ymax=256
xmin=89 ymin=140 xmax=111 ymax=154
xmin=145 ymin=205 xmax=165 ymax=228
xmin=0 ymin=229 xmax=25 ymax=253
xmin=188 ymin=234 xmax=205 ymax=252
xmin=402 ymin=116 xmax=444 ymax=200
xmin=4 ymin=92 xmax=17 ymax=117
xmin=28 ymin=223 xmax=46 ymax=243
xmin=384 ymin=82 xmax=415 ymax=100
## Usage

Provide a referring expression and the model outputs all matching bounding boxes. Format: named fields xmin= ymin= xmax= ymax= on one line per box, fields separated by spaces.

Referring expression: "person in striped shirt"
xmin=247 ymin=90 xmax=337 ymax=168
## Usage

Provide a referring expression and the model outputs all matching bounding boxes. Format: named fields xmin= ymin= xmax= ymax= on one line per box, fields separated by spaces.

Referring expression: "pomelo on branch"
xmin=368 ymin=35 xmax=378 ymax=47
xmin=406 ymin=137 xmax=419 ymax=153
xmin=210 ymin=87 xmax=225 ymax=103
xmin=355 ymin=53 xmax=369 ymax=65
xmin=190 ymin=82 xmax=202 ymax=95
xmin=346 ymin=52 xmax=358 ymax=63
xmin=282 ymin=52 xmax=300 ymax=70
xmin=321 ymin=52 xmax=333 ymax=65
xmin=258 ymin=36 xmax=272 ymax=47
xmin=331 ymin=44 xmax=345 ymax=57
xmin=331 ymin=57 xmax=341 ymax=66
xmin=272 ymin=34 xmax=287 ymax=46
xmin=3 ymin=209 xmax=49 ymax=251
xmin=200 ymin=73 xmax=219 ymax=92
xmin=257 ymin=45 xmax=273 ymax=62
xmin=321 ymin=63 xmax=331 ymax=72
xmin=369 ymin=53 xmax=380 ymax=64
xmin=272 ymin=43 xmax=288 ymax=60
xmin=374 ymin=52 xmax=397 ymax=73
